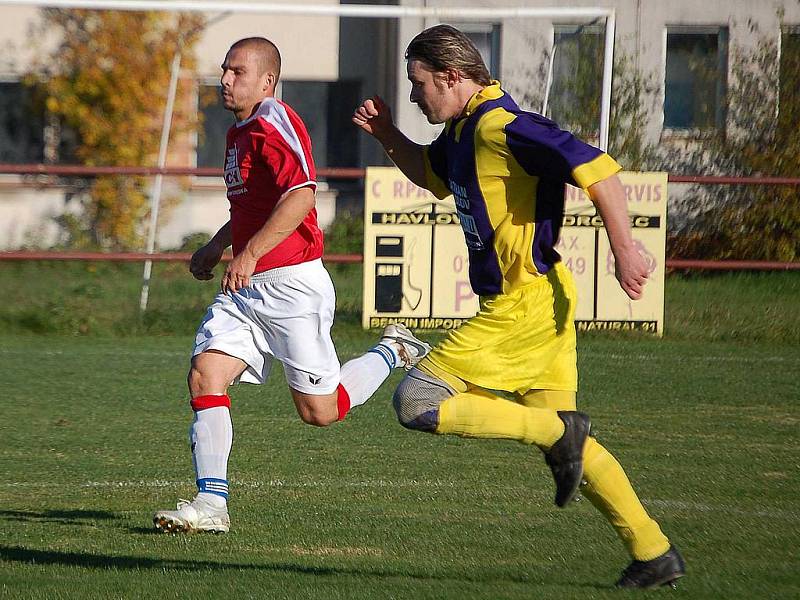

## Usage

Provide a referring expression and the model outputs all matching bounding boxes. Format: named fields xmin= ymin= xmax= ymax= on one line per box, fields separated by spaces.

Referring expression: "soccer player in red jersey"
xmin=154 ymin=37 xmax=430 ymax=534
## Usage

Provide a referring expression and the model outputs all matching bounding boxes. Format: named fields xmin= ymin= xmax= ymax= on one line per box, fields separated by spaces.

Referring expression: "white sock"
xmin=339 ymin=344 xmax=395 ymax=409
xmin=371 ymin=341 xmax=402 ymax=369
xmin=190 ymin=406 xmax=232 ymax=506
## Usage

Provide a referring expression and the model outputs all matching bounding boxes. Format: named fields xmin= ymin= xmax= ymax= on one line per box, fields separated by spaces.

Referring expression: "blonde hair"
xmin=405 ymin=24 xmax=491 ymax=85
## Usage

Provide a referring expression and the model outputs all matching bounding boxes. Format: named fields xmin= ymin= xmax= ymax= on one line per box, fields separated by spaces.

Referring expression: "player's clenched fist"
xmin=352 ymin=95 xmax=394 ymax=137
xmin=189 ymin=241 xmax=224 ymax=281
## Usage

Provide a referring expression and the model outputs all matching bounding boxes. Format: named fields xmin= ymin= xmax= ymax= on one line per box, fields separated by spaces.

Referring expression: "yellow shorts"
xmin=419 ymin=262 xmax=578 ymax=395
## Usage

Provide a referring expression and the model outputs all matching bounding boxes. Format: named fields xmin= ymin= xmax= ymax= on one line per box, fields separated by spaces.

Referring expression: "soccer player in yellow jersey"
xmin=353 ymin=24 xmax=685 ymax=589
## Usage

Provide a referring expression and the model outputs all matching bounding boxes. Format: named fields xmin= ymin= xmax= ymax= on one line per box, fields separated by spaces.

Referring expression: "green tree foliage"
xmin=547 ymin=30 xmax=657 ymax=170
xmin=543 ymin=22 xmax=799 ymax=261
xmin=659 ymin=25 xmax=800 ymax=261
xmin=30 ymin=9 xmax=203 ymax=250
xmin=323 ymin=212 xmax=365 ymax=255
xmin=548 ymin=26 xmax=604 ymax=139
xmin=607 ymin=54 xmax=659 ymax=171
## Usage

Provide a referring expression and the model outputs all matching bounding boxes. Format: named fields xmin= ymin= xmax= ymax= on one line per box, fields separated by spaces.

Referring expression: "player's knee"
xmin=188 ymin=366 xmax=225 ymax=399
xmin=291 ymin=390 xmax=339 ymax=427
xmin=188 ymin=351 xmax=240 ymax=398
xmin=187 ymin=366 xmax=207 ymax=398
xmin=298 ymin=408 xmax=337 ymax=427
xmin=393 ymin=368 xmax=455 ymax=432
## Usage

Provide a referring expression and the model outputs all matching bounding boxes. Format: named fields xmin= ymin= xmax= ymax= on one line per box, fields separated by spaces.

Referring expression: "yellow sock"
xmin=436 ymin=390 xmax=564 ymax=449
xmin=519 ymin=389 xmax=671 ymax=561
xmin=581 ymin=437 xmax=671 ymax=561
xmin=518 ymin=388 xmax=577 ymax=411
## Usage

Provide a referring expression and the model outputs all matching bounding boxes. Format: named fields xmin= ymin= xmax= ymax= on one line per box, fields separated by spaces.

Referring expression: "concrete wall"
xmin=338 ymin=0 xmax=398 ymax=169
xmin=0 ymin=3 xmax=340 ymax=78
xmin=0 ymin=176 xmax=69 ymax=248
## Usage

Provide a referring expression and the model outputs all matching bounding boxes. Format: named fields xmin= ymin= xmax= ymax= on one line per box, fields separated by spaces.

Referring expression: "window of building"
xmin=0 ymin=80 xmax=45 ymax=163
xmin=664 ymin=27 xmax=728 ymax=130
xmin=549 ymin=23 xmax=603 ymax=133
xmin=281 ymin=80 xmax=361 ymax=169
xmin=196 ymin=80 xmax=362 ymax=170
xmin=196 ymin=82 xmax=230 ymax=168
xmin=452 ymin=22 xmax=502 ymax=79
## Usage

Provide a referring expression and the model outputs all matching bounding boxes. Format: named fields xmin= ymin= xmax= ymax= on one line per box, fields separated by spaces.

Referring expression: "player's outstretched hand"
xmin=189 ymin=241 xmax=224 ymax=281
xmin=614 ymin=245 xmax=649 ymax=300
xmin=352 ymin=95 xmax=394 ymax=138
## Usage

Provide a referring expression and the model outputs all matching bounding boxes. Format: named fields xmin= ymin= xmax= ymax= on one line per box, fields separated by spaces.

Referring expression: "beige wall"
xmin=194 ymin=4 xmax=339 ymax=81
xmin=0 ymin=7 xmax=46 ymax=74
xmin=0 ymin=3 xmax=339 ymax=79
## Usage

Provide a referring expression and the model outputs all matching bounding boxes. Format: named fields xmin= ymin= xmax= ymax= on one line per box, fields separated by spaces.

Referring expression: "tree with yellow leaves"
xmin=31 ymin=9 xmax=204 ymax=250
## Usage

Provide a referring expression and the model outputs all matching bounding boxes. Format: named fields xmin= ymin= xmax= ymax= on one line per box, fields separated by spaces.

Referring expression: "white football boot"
xmin=380 ymin=324 xmax=432 ymax=370
xmin=153 ymin=496 xmax=230 ymax=534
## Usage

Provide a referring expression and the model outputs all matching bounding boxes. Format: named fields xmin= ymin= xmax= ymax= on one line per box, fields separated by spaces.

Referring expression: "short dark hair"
xmin=405 ymin=24 xmax=492 ymax=86
xmin=230 ymin=37 xmax=281 ymax=80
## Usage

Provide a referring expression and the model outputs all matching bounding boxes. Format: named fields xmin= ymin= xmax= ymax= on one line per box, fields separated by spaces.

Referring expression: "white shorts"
xmin=192 ymin=258 xmax=341 ymax=395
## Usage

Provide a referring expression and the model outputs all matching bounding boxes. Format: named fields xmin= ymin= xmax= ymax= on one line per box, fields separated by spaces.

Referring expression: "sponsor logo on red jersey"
xmin=224 ymin=146 xmax=244 ymax=189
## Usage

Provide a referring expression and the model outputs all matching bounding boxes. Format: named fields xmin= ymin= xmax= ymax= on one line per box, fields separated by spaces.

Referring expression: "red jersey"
xmin=223 ymin=97 xmax=323 ymax=273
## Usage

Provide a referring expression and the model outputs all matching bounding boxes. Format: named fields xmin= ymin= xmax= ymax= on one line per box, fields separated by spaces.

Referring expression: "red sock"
xmin=336 ymin=384 xmax=351 ymax=421
xmin=190 ymin=394 xmax=231 ymax=412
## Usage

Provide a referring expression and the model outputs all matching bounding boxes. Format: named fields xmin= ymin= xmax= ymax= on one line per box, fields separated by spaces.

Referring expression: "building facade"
xmin=0 ymin=0 xmax=797 ymax=249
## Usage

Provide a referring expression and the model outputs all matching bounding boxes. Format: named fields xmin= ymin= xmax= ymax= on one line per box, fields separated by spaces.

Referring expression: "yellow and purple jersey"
xmin=424 ymin=82 xmax=621 ymax=296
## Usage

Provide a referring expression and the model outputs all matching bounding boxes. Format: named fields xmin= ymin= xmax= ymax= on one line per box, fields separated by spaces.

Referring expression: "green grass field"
xmin=1 ymin=263 xmax=798 ymax=599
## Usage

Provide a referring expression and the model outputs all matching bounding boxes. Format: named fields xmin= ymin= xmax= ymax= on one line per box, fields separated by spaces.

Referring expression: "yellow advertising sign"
xmin=362 ymin=167 xmax=667 ymax=334
xmin=362 ymin=167 xmax=478 ymax=330
xmin=562 ymin=172 xmax=667 ymax=335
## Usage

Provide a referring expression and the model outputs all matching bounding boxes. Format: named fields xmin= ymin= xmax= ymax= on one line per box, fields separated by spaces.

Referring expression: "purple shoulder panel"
xmin=504 ymin=113 xmax=603 ymax=186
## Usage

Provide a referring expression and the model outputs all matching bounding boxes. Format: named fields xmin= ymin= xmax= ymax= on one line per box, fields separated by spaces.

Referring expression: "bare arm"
xmin=221 ymin=186 xmax=316 ymax=294
xmin=587 ymin=174 xmax=649 ymax=300
xmin=189 ymin=221 xmax=231 ymax=281
xmin=352 ymin=95 xmax=428 ymax=188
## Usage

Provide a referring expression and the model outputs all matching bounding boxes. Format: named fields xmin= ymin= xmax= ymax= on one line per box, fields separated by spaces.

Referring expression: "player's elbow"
xmin=284 ymin=185 xmax=317 ymax=209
